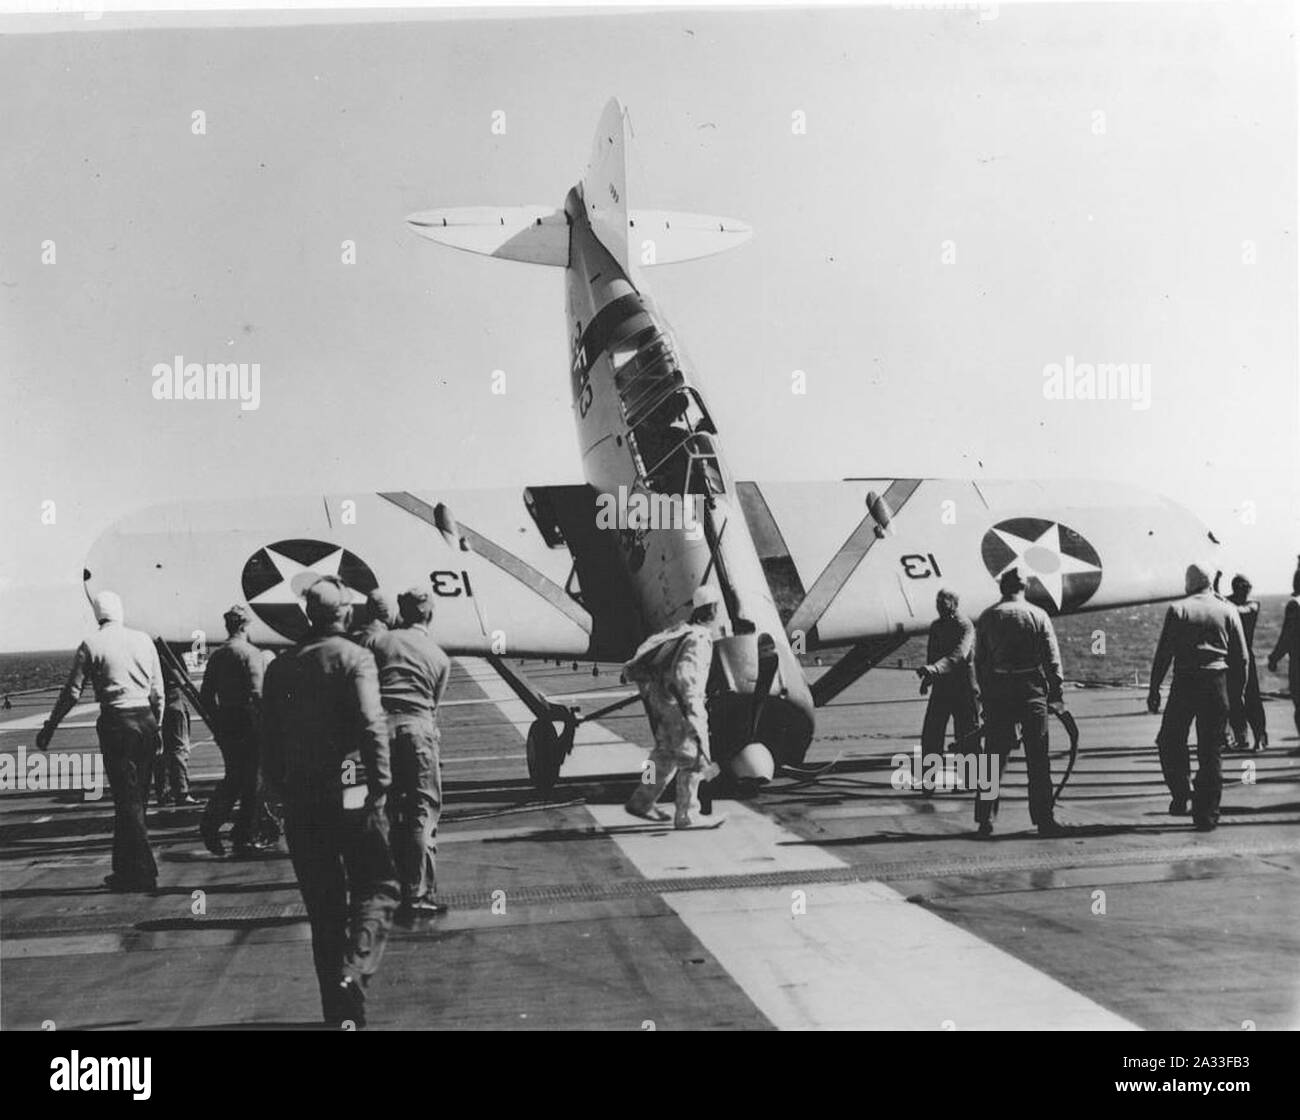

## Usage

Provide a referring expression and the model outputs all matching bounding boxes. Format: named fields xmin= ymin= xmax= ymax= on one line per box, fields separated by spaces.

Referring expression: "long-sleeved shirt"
xmin=161 ymin=658 xmax=189 ymax=712
xmin=975 ymin=596 xmax=1064 ymax=699
xmin=369 ymin=623 xmax=451 ymax=720
xmin=261 ymin=626 xmax=390 ymax=805
xmin=1270 ymin=596 xmax=1299 ymax=669
xmin=924 ymin=614 xmax=977 ymax=694
xmin=198 ymin=633 xmax=264 ymax=718
xmin=1150 ymin=590 xmax=1248 ymax=685
xmin=49 ymin=621 xmax=162 ymax=725
xmin=352 ymin=620 xmax=391 ymax=651
xmin=1230 ymin=598 xmax=1260 ymax=651
xmin=625 ymin=623 xmax=714 ymax=727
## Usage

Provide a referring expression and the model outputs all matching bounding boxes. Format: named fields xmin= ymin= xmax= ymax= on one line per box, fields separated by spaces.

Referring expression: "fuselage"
xmin=562 ymin=186 xmax=815 ymax=768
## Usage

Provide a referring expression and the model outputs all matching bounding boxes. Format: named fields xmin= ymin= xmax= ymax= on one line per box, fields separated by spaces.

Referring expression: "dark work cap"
xmin=998 ymin=564 xmax=1028 ymax=594
xmin=397 ymin=585 xmax=434 ymax=624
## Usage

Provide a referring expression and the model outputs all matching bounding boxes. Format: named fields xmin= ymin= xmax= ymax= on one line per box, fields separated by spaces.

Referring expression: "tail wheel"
xmin=526 ymin=718 xmax=570 ymax=793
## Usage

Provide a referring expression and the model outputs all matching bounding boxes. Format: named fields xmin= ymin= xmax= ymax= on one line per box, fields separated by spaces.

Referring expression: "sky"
xmin=1 ymin=2 xmax=1297 ymax=652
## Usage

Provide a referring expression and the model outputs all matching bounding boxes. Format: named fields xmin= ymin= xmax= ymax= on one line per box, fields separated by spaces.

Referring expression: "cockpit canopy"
xmin=628 ymin=387 xmax=723 ymax=496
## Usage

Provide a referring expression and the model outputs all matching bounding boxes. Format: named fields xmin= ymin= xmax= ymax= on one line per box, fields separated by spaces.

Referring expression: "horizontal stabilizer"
xmin=406 ymin=206 xmax=751 ymax=268
xmin=630 ymin=210 xmax=753 ymax=265
xmin=406 ymin=206 xmax=570 ymax=266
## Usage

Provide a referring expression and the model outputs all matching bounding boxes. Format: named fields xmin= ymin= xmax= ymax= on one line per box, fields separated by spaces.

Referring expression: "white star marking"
xmin=247 ymin=545 xmax=368 ymax=619
xmin=991 ymin=522 xmax=1100 ymax=611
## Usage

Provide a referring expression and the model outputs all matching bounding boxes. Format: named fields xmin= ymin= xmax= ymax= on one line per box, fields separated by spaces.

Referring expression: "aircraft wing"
xmin=85 ymin=487 xmax=643 ymax=660
xmin=734 ymin=477 xmax=1216 ymax=648
xmin=87 ymin=477 xmax=1214 ymax=661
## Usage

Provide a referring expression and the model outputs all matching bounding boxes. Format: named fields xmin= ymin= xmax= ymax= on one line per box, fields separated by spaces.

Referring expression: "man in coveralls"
xmin=624 ymin=585 xmax=725 ymax=829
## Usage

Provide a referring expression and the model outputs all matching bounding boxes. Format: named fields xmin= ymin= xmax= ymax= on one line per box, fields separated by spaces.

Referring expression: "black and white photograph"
xmin=2 ymin=0 xmax=1297 ymax=1057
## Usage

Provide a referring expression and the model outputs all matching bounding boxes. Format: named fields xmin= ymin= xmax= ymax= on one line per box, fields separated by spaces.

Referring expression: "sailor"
xmin=369 ymin=585 xmax=451 ymax=918
xmin=36 ymin=590 xmax=163 ymax=892
xmin=199 ymin=604 xmax=267 ymax=858
xmin=973 ymin=565 xmax=1070 ymax=838
xmin=917 ymin=589 xmax=981 ymax=768
xmin=624 ymin=584 xmax=725 ymax=829
xmin=353 ymin=589 xmax=398 ymax=650
xmin=261 ymin=576 xmax=398 ymax=1028
xmin=1266 ymin=564 xmax=1300 ymax=750
xmin=154 ymin=656 xmax=198 ymax=806
xmin=1227 ymin=574 xmax=1268 ymax=751
xmin=1148 ymin=563 xmax=1248 ymax=831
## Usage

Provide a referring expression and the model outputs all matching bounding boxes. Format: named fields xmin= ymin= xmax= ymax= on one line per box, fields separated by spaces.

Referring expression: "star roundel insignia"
xmin=240 ymin=539 xmax=378 ymax=640
xmin=980 ymin=517 xmax=1102 ymax=615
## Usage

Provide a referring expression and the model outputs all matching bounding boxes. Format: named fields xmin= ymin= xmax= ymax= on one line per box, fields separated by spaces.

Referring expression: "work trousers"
xmin=97 ymin=708 xmax=160 ymax=884
xmin=154 ymin=705 xmax=191 ymax=801
xmin=921 ymin=682 xmax=980 ymax=756
xmin=284 ymin=798 xmax=400 ymax=1022
xmin=386 ymin=713 xmax=442 ymax=903
xmin=1157 ymin=671 xmax=1228 ymax=823
xmin=202 ymin=710 xmax=260 ymax=846
xmin=1289 ymin=664 xmax=1300 ymax=740
xmin=1229 ymin=658 xmax=1267 ymax=748
xmin=627 ymin=695 xmax=712 ymax=826
xmin=976 ymin=673 xmax=1055 ymax=828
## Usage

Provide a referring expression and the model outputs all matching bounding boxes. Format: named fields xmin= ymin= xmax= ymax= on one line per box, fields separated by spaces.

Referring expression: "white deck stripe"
xmin=666 ymin=882 xmax=1139 ymax=1031
xmin=455 ymin=658 xmax=646 ymax=777
xmin=452 ymin=659 xmax=1138 ymax=1030
xmin=586 ymin=800 xmax=1139 ymax=1031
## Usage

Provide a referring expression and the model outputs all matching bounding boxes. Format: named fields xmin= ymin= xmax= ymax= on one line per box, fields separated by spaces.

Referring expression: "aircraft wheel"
xmin=526 ymin=718 xmax=564 ymax=793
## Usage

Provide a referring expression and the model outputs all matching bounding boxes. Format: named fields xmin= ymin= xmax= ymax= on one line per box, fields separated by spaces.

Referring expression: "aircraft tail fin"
xmin=407 ymin=98 xmax=752 ymax=270
xmin=582 ymin=97 xmax=634 ymax=274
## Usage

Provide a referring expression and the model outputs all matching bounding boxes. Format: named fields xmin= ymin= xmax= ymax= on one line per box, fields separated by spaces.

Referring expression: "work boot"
xmin=625 ymin=802 xmax=671 ymax=823
xmin=975 ymin=820 xmax=994 ymax=839
xmin=1037 ymin=820 xmax=1072 ymax=838
xmin=200 ymin=823 xmax=225 ymax=857
xmin=334 ymin=977 xmax=366 ymax=1029
xmin=1193 ymin=817 xmax=1218 ymax=832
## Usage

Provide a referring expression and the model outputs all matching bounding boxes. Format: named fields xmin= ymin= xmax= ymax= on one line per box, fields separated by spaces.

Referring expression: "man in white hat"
xmin=37 ymin=590 xmax=164 ymax=891
xmin=624 ymin=584 xmax=726 ymax=828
